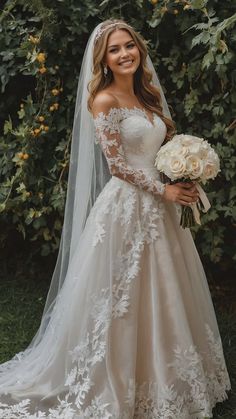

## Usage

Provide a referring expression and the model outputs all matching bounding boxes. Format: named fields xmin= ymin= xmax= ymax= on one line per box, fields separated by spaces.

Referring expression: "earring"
xmin=103 ymin=65 xmax=108 ymax=76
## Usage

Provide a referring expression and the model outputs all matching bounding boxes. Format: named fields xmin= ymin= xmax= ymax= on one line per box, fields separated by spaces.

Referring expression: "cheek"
xmin=105 ymin=54 xmax=116 ymax=68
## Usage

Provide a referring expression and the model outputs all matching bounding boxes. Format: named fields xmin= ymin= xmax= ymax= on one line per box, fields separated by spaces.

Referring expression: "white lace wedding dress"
xmin=0 ymin=107 xmax=231 ymax=418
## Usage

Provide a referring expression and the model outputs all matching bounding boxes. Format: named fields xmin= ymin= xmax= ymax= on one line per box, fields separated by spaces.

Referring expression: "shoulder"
xmin=92 ymin=91 xmax=119 ymax=118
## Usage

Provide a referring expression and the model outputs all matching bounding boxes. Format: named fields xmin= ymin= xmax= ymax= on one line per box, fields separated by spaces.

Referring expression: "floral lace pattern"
xmin=0 ymin=322 xmax=231 ymax=418
xmin=124 ymin=325 xmax=231 ymax=419
xmin=0 ymin=107 xmax=231 ymax=418
xmin=93 ymin=108 xmax=166 ymax=196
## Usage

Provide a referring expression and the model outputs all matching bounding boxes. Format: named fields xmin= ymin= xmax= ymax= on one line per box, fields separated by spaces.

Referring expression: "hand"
xmin=163 ymin=182 xmax=199 ymax=206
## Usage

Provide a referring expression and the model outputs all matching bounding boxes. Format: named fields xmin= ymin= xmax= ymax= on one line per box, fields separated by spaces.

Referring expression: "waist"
xmin=130 ymin=164 xmax=160 ymax=179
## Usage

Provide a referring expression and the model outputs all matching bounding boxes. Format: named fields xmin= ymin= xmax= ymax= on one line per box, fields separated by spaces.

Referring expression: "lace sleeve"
xmin=93 ymin=109 xmax=166 ymax=196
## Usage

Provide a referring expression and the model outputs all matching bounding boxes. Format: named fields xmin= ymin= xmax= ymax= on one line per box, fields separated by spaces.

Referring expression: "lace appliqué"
xmin=93 ymin=108 xmax=166 ymax=197
xmin=124 ymin=324 xmax=231 ymax=419
xmin=0 ymin=323 xmax=230 ymax=419
xmin=0 ymin=108 xmax=230 ymax=417
xmin=0 ymin=320 xmax=231 ymax=418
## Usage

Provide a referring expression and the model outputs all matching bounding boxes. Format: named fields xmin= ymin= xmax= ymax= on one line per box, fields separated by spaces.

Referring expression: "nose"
xmin=120 ymin=46 xmax=129 ymax=57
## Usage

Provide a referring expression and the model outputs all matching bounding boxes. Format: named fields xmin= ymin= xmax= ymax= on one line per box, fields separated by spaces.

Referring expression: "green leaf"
xmin=3 ymin=118 xmax=12 ymax=134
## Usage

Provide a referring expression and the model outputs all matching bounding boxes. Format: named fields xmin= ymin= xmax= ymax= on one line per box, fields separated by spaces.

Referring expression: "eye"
xmin=127 ymin=43 xmax=135 ymax=49
xmin=109 ymin=47 xmax=118 ymax=53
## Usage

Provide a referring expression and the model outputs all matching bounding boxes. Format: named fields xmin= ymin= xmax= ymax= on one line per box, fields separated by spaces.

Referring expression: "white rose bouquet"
xmin=155 ymin=134 xmax=220 ymax=228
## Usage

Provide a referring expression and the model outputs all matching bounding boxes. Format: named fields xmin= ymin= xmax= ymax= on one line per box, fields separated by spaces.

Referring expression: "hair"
xmin=87 ymin=19 xmax=175 ymax=141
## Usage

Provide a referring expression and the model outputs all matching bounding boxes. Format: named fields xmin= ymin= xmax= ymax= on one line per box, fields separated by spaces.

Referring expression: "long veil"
xmin=1 ymin=21 xmax=172 ymax=358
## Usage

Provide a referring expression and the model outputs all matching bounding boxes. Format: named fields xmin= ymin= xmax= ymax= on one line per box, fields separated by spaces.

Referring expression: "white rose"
xmin=155 ymin=154 xmax=169 ymax=173
xmin=202 ymin=159 xmax=220 ymax=180
xmin=206 ymin=149 xmax=219 ymax=163
xmin=182 ymin=136 xmax=197 ymax=146
xmin=186 ymin=155 xmax=203 ymax=179
xmin=169 ymin=156 xmax=187 ymax=180
xmin=189 ymin=142 xmax=201 ymax=154
xmin=178 ymin=145 xmax=189 ymax=157
xmin=199 ymin=143 xmax=210 ymax=158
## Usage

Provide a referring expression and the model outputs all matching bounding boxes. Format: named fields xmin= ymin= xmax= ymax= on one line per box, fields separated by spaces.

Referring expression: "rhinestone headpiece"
xmin=94 ymin=22 xmax=132 ymax=43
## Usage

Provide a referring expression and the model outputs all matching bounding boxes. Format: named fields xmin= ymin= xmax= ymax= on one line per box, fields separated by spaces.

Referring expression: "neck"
xmin=112 ymin=74 xmax=135 ymax=96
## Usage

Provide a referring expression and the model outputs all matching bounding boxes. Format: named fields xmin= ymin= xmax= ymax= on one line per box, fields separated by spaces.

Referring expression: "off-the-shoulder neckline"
xmin=93 ymin=106 xmax=160 ymax=127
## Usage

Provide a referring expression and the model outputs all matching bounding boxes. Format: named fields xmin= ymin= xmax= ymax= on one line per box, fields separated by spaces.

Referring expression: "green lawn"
xmin=0 ymin=275 xmax=235 ymax=418
xmin=0 ymin=276 xmax=48 ymax=362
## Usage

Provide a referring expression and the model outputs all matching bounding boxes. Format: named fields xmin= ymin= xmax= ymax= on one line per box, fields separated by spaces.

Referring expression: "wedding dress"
xmin=0 ymin=106 xmax=231 ymax=418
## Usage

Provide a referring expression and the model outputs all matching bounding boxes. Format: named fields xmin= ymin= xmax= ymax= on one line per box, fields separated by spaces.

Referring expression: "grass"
xmin=0 ymin=275 xmax=235 ymax=418
xmin=0 ymin=276 xmax=48 ymax=362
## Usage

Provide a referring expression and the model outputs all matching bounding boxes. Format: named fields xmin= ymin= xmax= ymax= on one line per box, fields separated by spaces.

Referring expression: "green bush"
xmin=0 ymin=0 xmax=235 ymax=276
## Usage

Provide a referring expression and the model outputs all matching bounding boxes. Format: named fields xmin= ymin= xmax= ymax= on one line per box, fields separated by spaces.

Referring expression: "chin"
xmin=115 ymin=65 xmax=139 ymax=76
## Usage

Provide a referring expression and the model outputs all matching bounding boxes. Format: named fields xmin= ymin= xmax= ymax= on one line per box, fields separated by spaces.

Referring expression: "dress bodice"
xmin=93 ymin=106 xmax=167 ymax=196
xmin=118 ymin=107 xmax=167 ymax=173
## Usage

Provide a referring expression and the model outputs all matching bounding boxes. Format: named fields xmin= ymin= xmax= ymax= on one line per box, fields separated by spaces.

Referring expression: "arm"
xmin=92 ymin=94 xmax=166 ymax=196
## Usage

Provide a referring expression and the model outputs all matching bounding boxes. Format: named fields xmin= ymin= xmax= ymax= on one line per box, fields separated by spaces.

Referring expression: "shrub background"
xmin=0 ymin=0 xmax=235 ymax=280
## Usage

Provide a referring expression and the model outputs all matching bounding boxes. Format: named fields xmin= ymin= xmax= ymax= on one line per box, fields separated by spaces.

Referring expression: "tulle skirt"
xmin=0 ymin=177 xmax=231 ymax=418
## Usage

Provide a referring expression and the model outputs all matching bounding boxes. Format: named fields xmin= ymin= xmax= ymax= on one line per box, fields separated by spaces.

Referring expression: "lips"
xmin=119 ymin=59 xmax=134 ymax=66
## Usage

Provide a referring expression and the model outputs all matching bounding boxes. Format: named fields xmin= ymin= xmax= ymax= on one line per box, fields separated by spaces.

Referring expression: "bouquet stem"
xmin=180 ymin=205 xmax=195 ymax=228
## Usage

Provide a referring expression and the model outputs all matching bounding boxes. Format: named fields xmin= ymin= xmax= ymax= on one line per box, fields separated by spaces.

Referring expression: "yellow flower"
xmin=218 ymin=39 xmax=228 ymax=53
xmin=161 ymin=6 xmax=168 ymax=13
xmin=39 ymin=67 xmax=47 ymax=74
xmin=37 ymin=53 xmax=46 ymax=63
xmin=53 ymin=103 xmax=59 ymax=110
xmin=39 ymin=124 xmax=45 ymax=130
xmin=34 ymin=128 xmax=41 ymax=136
xmin=44 ymin=125 xmax=49 ymax=132
xmin=51 ymin=88 xmax=59 ymax=96
xmin=173 ymin=9 xmax=179 ymax=14
xmin=49 ymin=105 xmax=55 ymax=112
xmin=29 ymin=35 xmax=39 ymax=44
xmin=25 ymin=191 xmax=31 ymax=197
xmin=18 ymin=152 xmax=24 ymax=159
xmin=151 ymin=0 xmax=158 ymax=4
xmin=38 ymin=115 xmax=45 ymax=122
xmin=23 ymin=153 xmax=29 ymax=160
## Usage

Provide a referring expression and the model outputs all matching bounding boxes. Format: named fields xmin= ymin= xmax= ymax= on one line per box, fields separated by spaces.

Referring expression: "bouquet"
xmin=155 ymin=134 xmax=220 ymax=228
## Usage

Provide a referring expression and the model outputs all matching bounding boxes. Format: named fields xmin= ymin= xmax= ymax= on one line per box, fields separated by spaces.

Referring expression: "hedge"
xmin=0 ymin=0 xmax=235 ymax=277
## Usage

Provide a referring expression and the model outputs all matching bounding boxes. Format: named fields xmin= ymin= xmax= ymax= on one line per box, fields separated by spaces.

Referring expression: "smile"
xmin=119 ymin=59 xmax=134 ymax=66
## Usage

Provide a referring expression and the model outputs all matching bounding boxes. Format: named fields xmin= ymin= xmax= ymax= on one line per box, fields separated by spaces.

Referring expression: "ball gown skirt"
xmin=0 ymin=107 xmax=231 ymax=418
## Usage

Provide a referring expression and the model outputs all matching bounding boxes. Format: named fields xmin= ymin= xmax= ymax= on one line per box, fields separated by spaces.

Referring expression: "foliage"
xmin=0 ymin=0 xmax=235 ymax=273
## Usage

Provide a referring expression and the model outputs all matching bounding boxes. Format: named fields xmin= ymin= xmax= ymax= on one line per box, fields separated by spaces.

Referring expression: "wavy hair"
xmin=87 ymin=19 xmax=175 ymax=141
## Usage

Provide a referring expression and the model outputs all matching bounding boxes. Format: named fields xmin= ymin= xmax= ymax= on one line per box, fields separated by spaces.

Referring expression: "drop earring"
xmin=103 ymin=65 xmax=108 ymax=76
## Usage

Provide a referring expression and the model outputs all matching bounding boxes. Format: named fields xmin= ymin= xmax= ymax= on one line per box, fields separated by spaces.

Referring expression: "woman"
xmin=0 ymin=19 xmax=231 ymax=418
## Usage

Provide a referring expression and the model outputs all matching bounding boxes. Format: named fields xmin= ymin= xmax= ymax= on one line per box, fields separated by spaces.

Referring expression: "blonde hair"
xmin=88 ymin=19 xmax=175 ymax=141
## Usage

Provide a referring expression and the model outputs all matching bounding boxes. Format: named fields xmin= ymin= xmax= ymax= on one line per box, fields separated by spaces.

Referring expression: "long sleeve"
xmin=93 ymin=109 xmax=166 ymax=196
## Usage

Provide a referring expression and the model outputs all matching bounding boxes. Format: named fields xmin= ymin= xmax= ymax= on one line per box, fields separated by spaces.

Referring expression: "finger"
xmin=181 ymin=195 xmax=199 ymax=204
xmin=179 ymin=182 xmax=194 ymax=188
xmin=181 ymin=192 xmax=198 ymax=201
xmin=181 ymin=183 xmax=196 ymax=190
xmin=178 ymin=200 xmax=194 ymax=206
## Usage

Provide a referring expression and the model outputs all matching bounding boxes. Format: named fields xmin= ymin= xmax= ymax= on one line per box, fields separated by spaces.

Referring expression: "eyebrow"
xmin=107 ymin=40 xmax=134 ymax=49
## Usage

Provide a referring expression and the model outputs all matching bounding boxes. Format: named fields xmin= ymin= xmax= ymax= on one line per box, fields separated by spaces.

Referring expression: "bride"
xmin=0 ymin=19 xmax=231 ymax=419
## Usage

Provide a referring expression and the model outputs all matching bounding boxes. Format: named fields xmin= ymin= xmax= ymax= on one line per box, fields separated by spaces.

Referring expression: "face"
xmin=104 ymin=29 xmax=141 ymax=77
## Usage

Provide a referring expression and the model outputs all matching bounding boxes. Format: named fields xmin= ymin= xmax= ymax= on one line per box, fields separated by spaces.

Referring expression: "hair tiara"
xmin=94 ymin=22 xmax=132 ymax=43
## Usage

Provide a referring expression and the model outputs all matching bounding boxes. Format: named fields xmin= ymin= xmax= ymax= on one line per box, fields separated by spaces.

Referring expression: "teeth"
xmin=119 ymin=60 xmax=133 ymax=66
